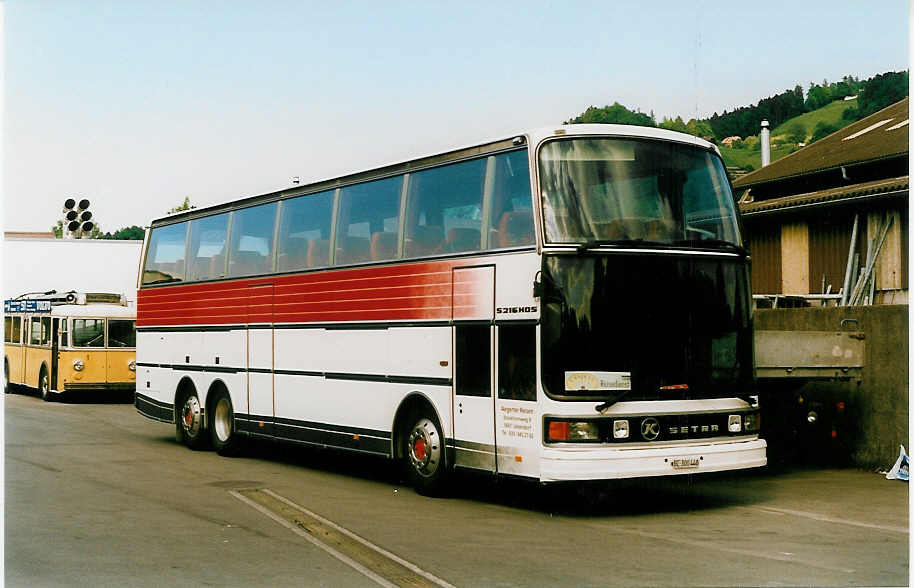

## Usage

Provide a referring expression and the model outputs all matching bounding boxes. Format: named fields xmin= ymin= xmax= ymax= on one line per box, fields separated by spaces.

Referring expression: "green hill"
xmin=719 ymin=98 xmax=858 ymax=171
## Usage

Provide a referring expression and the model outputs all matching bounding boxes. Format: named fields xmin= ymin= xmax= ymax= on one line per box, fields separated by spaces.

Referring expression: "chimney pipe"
xmin=760 ymin=120 xmax=771 ymax=167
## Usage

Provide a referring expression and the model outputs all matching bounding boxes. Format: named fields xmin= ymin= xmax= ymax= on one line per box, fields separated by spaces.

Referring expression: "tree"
xmin=51 ymin=219 xmax=103 ymax=239
xmin=103 ymin=226 xmax=145 ymax=240
xmin=566 ymin=102 xmax=655 ymax=127
xmin=167 ymin=197 xmax=195 ymax=214
xmin=810 ymin=121 xmax=838 ymax=143
xmin=857 ymin=71 xmax=909 ymax=118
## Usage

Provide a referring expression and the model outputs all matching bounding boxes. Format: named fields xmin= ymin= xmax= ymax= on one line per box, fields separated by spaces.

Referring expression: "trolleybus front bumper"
xmin=62 ymin=382 xmax=137 ymax=393
xmin=539 ymin=437 xmax=767 ymax=482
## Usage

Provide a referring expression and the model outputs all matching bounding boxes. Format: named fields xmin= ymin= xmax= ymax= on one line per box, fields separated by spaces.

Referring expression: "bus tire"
xmin=209 ymin=388 xmax=242 ymax=457
xmin=176 ymin=388 xmax=207 ymax=450
xmin=403 ymin=412 xmax=448 ymax=496
xmin=4 ymin=358 xmax=10 ymax=394
xmin=39 ymin=366 xmax=52 ymax=402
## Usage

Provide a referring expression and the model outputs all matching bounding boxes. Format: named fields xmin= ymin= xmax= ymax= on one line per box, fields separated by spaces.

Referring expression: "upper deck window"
xmin=539 ymin=138 xmax=741 ymax=249
xmin=228 ymin=203 xmax=278 ymax=278
xmin=143 ymin=222 xmax=188 ymax=285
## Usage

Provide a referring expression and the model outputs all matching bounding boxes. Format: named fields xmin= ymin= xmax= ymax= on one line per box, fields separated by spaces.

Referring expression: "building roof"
xmin=734 ymin=98 xmax=909 ymax=188
xmin=739 ymin=175 xmax=908 ymax=216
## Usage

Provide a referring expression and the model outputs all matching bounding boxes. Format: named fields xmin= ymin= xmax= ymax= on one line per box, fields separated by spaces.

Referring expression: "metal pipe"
xmin=840 ymin=214 xmax=859 ymax=305
xmin=760 ymin=120 xmax=771 ymax=167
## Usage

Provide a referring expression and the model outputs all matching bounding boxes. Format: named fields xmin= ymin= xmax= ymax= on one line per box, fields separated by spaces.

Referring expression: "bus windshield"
xmin=539 ymin=137 xmax=742 ymax=248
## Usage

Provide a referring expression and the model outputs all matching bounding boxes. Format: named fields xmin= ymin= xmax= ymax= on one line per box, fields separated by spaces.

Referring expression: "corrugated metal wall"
xmin=808 ymin=210 xmax=866 ymax=295
xmin=744 ymin=222 xmax=781 ymax=294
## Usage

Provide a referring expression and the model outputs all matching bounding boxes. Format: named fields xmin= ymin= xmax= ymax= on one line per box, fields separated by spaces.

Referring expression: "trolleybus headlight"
xmin=546 ymin=420 xmax=600 ymax=442
xmin=613 ymin=419 xmax=630 ymax=439
xmin=728 ymin=414 xmax=742 ymax=433
xmin=73 ymin=359 xmax=84 ymax=372
xmin=128 ymin=360 xmax=136 ymax=372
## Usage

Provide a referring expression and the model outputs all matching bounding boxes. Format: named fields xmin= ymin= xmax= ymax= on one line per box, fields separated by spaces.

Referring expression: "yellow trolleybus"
xmin=4 ymin=291 xmax=137 ymax=401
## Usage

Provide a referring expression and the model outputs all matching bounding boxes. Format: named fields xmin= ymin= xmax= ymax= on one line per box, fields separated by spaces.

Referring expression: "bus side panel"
xmin=24 ymin=347 xmax=51 ymax=388
xmin=6 ymin=345 xmax=25 ymax=385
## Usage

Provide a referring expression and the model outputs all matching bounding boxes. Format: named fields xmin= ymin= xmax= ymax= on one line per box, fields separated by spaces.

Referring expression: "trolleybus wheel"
xmin=4 ymin=358 xmax=9 ymax=394
xmin=177 ymin=389 xmax=207 ymax=450
xmin=404 ymin=413 xmax=448 ymax=495
xmin=39 ymin=366 xmax=52 ymax=402
xmin=210 ymin=389 xmax=242 ymax=456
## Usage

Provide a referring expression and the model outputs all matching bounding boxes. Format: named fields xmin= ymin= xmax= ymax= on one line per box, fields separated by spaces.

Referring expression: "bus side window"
xmin=406 ymin=158 xmax=486 ymax=257
xmin=30 ymin=317 xmax=41 ymax=345
xmin=40 ymin=317 xmax=52 ymax=346
xmin=11 ymin=317 xmax=21 ymax=344
xmin=59 ymin=318 xmax=68 ymax=347
xmin=4 ymin=317 xmax=10 ymax=343
xmin=336 ymin=177 xmax=402 ymax=265
xmin=455 ymin=325 xmax=490 ymax=397
xmin=277 ymin=190 xmax=334 ymax=272
xmin=498 ymin=324 xmax=536 ymax=401
xmin=228 ymin=202 xmax=277 ymax=278
xmin=186 ymin=213 xmax=230 ymax=281
xmin=488 ymin=150 xmax=534 ymax=249
xmin=143 ymin=222 xmax=188 ymax=285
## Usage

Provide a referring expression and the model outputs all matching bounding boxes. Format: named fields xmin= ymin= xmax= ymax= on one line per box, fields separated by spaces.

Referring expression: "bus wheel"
xmin=177 ymin=390 xmax=207 ymax=450
xmin=4 ymin=358 xmax=10 ymax=394
xmin=210 ymin=389 xmax=241 ymax=456
xmin=39 ymin=367 xmax=52 ymax=402
xmin=404 ymin=413 xmax=448 ymax=495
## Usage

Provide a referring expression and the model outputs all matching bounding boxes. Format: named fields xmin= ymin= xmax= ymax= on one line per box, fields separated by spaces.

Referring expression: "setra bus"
xmin=4 ymin=291 xmax=137 ymax=400
xmin=135 ymin=124 xmax=766 ymax=493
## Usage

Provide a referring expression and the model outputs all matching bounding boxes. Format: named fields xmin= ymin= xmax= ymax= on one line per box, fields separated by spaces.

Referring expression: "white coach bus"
xmin=135 ymin=125 xmax=766 ymax=493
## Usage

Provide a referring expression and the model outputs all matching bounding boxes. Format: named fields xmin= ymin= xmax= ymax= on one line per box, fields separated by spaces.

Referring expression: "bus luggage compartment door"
xmin=452 ymin=266 xmax=496 ymax=472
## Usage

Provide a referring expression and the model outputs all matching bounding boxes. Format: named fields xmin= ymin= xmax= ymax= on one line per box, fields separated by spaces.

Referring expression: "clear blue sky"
xmin=4 ymin=0 xmax=909 ymax=233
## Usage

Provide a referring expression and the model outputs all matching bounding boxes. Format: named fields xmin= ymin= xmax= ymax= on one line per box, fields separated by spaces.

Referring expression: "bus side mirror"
xmin=533 ymin=277 xmax=544 ymax=298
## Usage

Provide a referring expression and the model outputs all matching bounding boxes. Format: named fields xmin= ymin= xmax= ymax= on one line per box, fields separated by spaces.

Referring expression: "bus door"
xmin=493 ymin=322 xmax=539 ymax=477
xmin=247 ymin=283 xmax=274 ymax=435
xmin=50 ymin=318 xmax=60 ymax=391
xmin=452 ymin=266 xmax=496 ymax=472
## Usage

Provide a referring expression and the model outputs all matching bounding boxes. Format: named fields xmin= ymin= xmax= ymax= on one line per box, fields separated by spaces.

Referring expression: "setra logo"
xmin=640 ymin=417 xmax=661 ymax=441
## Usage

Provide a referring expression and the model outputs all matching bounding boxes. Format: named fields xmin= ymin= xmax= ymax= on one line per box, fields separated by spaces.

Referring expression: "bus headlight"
xmin=728 ymin=414 xmax=742 ymax=433
xmin=744 ymin=412 xmax=760 ymax=433
xmin=546 ymin=420 xmax=600 ymax=442
xmin=613 ymin=419 xmax=630 ymax=439
xmin=73 ymin=359 xmax=84 ymax=371
xmin=128 ymin=360 xmax=136 ymax=372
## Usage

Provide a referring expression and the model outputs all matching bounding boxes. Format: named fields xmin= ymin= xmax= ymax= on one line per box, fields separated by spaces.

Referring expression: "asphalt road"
xmin=5 ymin=391 xmax=909 ymax=587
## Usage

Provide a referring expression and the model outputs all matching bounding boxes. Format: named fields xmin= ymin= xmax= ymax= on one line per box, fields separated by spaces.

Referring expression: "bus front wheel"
xmin=210 ymin=389 xmax=242 ymax=456
xmin=403 ymin=413 xmax=448 ymax=496
xmin=176 ymin=389 xmax=207 ymax=450
xmin=39 ymin=366 xmax=51 ymax=402
xmin=4 ymin=358 xmax=10 ymax=394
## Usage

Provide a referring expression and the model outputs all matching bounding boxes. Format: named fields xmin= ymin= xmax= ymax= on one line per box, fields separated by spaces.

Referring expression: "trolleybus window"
xmin=143 ymin=222 xmax=189 ymax=284
xmin=187 ymin=213 xmax=230 ymax=281
xmin=228 ymin=203 xmax=278 ymax=278
xmin=4 ymin=317 xmax=12 ymax=343
xmin=108 ymin=320 xmax=137 ymax=348
xmin=277 ymin=189 xmax=334 ymax=271
xmin=336 ymin=176 xmax=402 ymax=265
xmin=30 ymin=317 xmax=51 ymax=346
xmin=539 ymin=138 xmax=741 ymax=248
xmin=11 ymin=317 xmax=22 ymax=343
xmin=73 ymin=319 xmax=105 ymax=348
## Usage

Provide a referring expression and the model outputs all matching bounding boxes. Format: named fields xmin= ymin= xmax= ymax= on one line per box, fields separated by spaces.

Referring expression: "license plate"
xmin=671 ymin=457 xmax=700 ymax=470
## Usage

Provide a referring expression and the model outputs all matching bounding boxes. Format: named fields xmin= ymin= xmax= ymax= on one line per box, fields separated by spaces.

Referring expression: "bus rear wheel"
xmin=404 ymin=413 xmax=448 ymax=496
xmin=210 ymin=389 xmax=242 ymax=456
xmin=176 ymin=389 xmax=207 ymax=450
xmin=39 ymin=366 xmax=51 ymax=402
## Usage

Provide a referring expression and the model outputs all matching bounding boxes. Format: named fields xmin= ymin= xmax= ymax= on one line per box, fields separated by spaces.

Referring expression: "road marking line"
xmin=742 ymin=505 xmax=909 ymax=534
xmin=230 ymin=488 xmax=455 ymax=588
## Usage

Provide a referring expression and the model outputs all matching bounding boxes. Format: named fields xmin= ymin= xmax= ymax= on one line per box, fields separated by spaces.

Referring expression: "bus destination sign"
xmin=4 ymin=300 xmax=52 ymax=314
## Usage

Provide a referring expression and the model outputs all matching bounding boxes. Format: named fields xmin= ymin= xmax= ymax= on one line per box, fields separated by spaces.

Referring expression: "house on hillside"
xmin=733 ymin=98 xmax=908 ymax=306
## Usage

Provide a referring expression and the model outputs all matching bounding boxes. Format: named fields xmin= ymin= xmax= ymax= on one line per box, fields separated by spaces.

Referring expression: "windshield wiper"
xmin=674 ymin=238 xmax=747 ymax=254
xmin=594 ymin=390 xmax=633 ymax=412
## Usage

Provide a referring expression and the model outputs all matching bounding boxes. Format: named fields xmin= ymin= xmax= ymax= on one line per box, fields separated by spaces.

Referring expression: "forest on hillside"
xmin=566 ymin=70 xmax=909 ymax=143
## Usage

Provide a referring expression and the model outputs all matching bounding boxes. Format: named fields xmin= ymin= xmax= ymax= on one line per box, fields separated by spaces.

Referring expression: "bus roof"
xmin=50 ymin=303 xmax=136 ymax=318
xmin=150 ymin=124 xmax=718 ymax=227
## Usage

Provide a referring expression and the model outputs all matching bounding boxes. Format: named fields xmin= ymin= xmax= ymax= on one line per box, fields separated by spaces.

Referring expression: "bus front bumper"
xmin=540 ymin=437 xmax=767 ymax=482
xmin=62 ymin=382 xmax=136 ymax=393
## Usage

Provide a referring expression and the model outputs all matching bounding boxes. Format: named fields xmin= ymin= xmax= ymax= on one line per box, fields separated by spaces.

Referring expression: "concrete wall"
xmin=755 ymin=305 xmax=908 ymax=468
